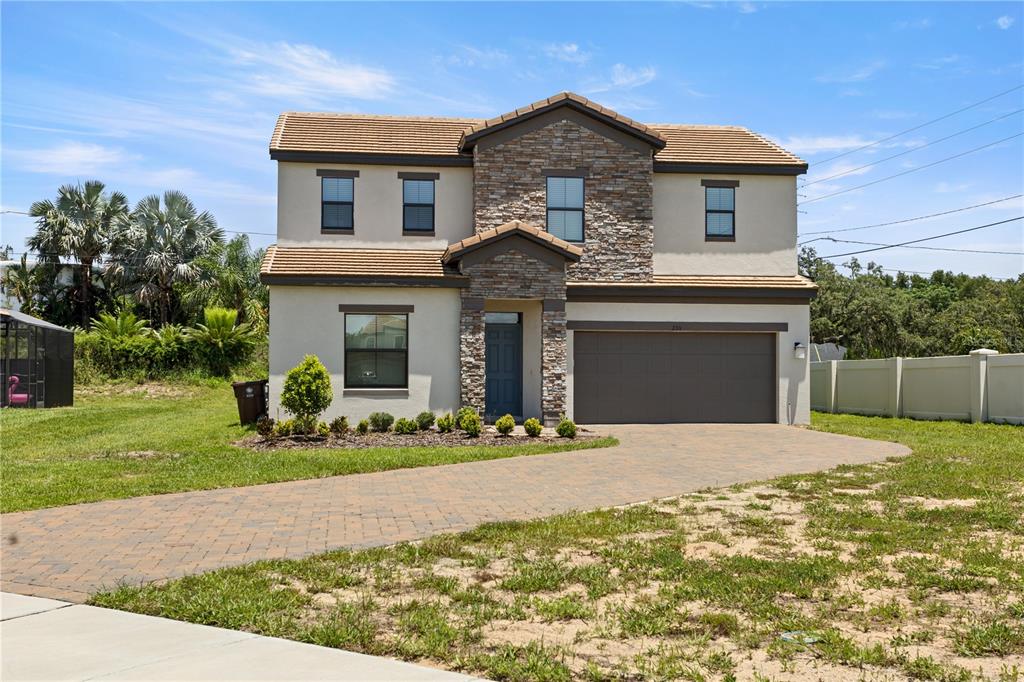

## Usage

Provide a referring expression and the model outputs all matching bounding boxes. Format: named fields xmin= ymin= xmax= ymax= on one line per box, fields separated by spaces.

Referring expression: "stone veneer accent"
xmin=472 ymin=118 xmax=655 ymax=282
xmin=458 ymin=248 xmax=568 ymax=423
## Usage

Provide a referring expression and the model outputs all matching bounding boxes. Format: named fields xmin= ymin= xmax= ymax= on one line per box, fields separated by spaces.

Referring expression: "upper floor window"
xmin=403 ymin=179 xmax=435 ymax=233
xmin=322 ymin=176 xmax=354 ymax=232
xmin=546 ymin=176 xmax=584 ymax=242
xmin=703 ymin=180 xmax=738 ymax=241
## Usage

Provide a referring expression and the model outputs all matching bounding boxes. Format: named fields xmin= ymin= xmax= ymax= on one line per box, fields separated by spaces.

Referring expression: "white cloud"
xmin=226 ymin=41 xmax=395 ymax=101
xmin=916 ymin=54 xmax=961 ymax=70
xmin=815 ymin=60 xmax=885 ymax=84
xmin=437 ymin=45 xmax=509 ymax=69
xmin=6 ymin=141 xmax=136 ymax=175
xmin=737 ymin=2 xmax=758 ymax=14
xmin=543 ymin=42 xmax=591 ymax=65
xmin=581 ymin=63 xmax=657 ymax=95
xmin=810 ymin=160 xmax=874 ymax=181
xmin=934 ymin=181 xmax=972 ymax=194
xmin=893 ymin=18 xmax=932 ymax=30
xmin=775 ymin=133 xmax=923 ymax=155
xmin=996 ymin=15 xmax=1015 ymax=29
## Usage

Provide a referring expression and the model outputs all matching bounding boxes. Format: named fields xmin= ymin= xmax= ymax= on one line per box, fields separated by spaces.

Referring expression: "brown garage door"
xmin=573 ymin=332 xmax=776 ymax=423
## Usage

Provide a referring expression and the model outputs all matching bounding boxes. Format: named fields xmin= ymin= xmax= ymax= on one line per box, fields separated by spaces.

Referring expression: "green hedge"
xmin=75 ymin=331 xmax=266 ymax=381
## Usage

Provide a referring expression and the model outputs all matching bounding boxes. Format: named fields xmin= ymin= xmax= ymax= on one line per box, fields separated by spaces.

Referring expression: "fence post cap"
xmin=969 ymin=348 xmax=999 ymax=356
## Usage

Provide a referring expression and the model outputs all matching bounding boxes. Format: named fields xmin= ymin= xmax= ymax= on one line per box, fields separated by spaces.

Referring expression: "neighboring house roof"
xmin=442 ymin=220 xmax=583 ymax=265
xmin=457 ymin=92 xmax=667 ymax=152
xmin=259 ymin=245 xmax=465 ymax=286
xmin=269 ymin=92 xmax=807 ymax=174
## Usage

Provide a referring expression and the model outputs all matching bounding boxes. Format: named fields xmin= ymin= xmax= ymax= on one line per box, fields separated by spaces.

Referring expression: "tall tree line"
xmin=6 ymin=181 xmax=268 ymax=331
xmin=800 ymin=247 xmax=1024 ymax=359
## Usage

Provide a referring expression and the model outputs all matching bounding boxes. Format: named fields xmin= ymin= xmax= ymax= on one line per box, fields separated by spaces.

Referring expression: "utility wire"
xmin=820 ymin=216 xmax=1023 ymax=258
xmin=813 ymin=84 xmax=1024 ymax=165
xmin=798 ymin=195 xmax=1023 ymax=239
xmin=803 ymin=109 xmax=1024 ymax=187
xmin=800 ymin=132 xmax=1024 ymax=205
xmin=819 ymin=237 xmax=1023 ymax=256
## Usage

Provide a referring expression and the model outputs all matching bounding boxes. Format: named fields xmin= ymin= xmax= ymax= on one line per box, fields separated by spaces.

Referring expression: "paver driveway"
xmin=1 ymin=424 xmax=907 ymax=602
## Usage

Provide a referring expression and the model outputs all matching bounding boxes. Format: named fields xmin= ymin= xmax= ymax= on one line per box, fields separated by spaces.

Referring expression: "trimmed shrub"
xmin=255 ymin=415 xmax=275 ymax=437
xmin=556 ymin=417 xmax=577 ymax=439
xmin=356 ymin=419 xmax=369 ymax=435
xmin=274 ymin=419 xmax=295 ymax=437
xmin=368 ymin=412 xmax=395 ymax=432
xmin=280 ymin=355 xmax=332 ymax=424
xmin=329 ymin=416 xmax=349 ymax=435
xmin=316 ymin=421 xmax=330 ymax=437
xmin=394 ymin=417 xmax=418 ymax=435
xmin=455 ymin=406 xmax=477 ymax=430
xmin=436 ymin=413 xmax=455 ymax=433
xmin=461 ymin=411 xmax=482 ymax=437
xmin=495 ymin=414 xmax=515 ymax=436
xmin=416 ymin=411 xmax=436 ymax=431
xmin=523 ymin=417 xmax=543 ymax=437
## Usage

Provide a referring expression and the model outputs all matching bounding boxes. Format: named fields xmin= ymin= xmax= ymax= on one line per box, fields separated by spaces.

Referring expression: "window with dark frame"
xmin=403 ymin=179 xmax=435 ymax=233
xmin=705 ymin=186 xmax=735 ymax=240
xmin=546 ymin=176 xmax=584 ymax=242
xmin=322 ymin=177 xmax=354 ymax=231
xmin=344 ymin=313 xmax=408 ymax=388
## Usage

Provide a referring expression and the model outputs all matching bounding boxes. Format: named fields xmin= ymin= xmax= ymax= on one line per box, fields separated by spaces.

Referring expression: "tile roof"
xmin=269 ymin=93 xmax=806 ymax=170
xmin=570 ymin=275 xmax=818 ymax=290
xmin=458 ymin=92 xmax=666 ymax=151
xmin=442 ymin=220 xmax=583 ymax=264
xmin=260 ymin=245 xmax=463 ymax=283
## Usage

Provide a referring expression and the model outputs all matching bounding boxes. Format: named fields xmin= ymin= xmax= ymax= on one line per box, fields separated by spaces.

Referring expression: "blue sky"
xmin=2 ymin=1 xmax=1022 ymax=278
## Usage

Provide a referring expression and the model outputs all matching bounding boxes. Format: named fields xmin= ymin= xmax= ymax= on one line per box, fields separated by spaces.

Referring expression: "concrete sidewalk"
xmin=0 ymin=593 xmax=480 ymax=681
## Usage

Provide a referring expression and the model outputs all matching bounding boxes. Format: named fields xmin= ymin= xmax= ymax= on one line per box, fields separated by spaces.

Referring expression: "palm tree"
xmin=28 ymin=181 xmax=129 ymax=325
xmin=181 ymin=235 xmax=268 ymax=332
xmin=2 ymin=255 xmax=42 ymax=316
xmin=109 ymin=191 xmax=224 ymax=326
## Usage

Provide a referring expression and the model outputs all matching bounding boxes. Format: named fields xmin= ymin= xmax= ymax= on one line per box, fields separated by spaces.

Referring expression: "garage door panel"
xmin=574 ymin=331 xmax=776 ymax=424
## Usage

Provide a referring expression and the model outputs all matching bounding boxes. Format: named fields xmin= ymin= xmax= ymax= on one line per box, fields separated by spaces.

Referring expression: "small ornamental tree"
xmin=280 ymin=355 xmax=332 ymax=431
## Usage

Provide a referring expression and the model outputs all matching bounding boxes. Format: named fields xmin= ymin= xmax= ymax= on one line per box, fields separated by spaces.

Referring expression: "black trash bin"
xmin=232 ymin=379 xmax=269 ymax=425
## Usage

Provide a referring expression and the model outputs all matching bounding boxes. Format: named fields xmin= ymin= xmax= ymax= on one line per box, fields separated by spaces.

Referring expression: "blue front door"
xmin=485 ymin=320 xmax=523 ymax=420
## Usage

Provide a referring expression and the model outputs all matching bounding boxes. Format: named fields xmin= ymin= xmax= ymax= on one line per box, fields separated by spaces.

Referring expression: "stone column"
xmin=541 ymin=309 xmax=567 ymax=425
xmin=459 ymin=300 xmax=485 ymax=414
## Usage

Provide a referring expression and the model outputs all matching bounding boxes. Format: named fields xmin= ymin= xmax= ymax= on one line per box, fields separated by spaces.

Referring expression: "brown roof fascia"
xmin=654 ymin=162 xmax=808 ymax=175
xmin=269 ymin=150 xmax=474 ymax=166
xmin=567 ymin=284 xmax=817 ymax=302
xmin=260 ymin=274 xmax=468 ymax=288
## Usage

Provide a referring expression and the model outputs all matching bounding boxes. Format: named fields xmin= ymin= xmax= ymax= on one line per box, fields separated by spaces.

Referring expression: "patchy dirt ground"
xmin=92 ymin=417 xmax=1024 ymax=681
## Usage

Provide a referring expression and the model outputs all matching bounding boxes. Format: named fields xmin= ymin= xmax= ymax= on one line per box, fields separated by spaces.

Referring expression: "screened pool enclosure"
xmin=1 ymin=309 xmax=74 ymax=408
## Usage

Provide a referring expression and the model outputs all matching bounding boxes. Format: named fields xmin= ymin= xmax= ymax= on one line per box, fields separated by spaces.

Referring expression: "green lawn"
xmin=93 ymin=414 xmax=1024 ymax=681
xmin=0 ymin=382 xmax=615 ymax=513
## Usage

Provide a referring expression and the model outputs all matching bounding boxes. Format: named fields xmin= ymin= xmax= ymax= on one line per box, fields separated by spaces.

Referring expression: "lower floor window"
xmin=344 ymin=313 xmax=408 ymax=387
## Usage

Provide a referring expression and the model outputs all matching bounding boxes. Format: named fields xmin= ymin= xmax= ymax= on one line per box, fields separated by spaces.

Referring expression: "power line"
xmin=813 ymin=84 xmax=1024 ymax=165
xmin=819 ymin=237 xmax=1023 ymax=256
xmin=800 ymin=132 xmax=1024 ymax=205
xmin=820 ymin=216 xmax=1023 ymax=258
xmin=798 ymin=194 xmax=1023 ymax=239
xmin=802 ymin=108 xmax=1024 ymax=187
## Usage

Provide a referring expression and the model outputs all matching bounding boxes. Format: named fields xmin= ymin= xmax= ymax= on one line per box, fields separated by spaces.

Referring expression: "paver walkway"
xmin=1 ymin=424 xmax=908 ymax=602
xmin=1 ymin=592 xmax=478 ymax=681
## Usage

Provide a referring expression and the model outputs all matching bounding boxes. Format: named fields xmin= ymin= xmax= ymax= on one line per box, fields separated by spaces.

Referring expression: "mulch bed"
xmin=240 ymin=427 xmax=598 ymax=451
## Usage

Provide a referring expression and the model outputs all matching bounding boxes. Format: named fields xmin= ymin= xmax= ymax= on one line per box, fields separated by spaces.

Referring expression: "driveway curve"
xmin=1 ymin=424 xmax=908 ymax=602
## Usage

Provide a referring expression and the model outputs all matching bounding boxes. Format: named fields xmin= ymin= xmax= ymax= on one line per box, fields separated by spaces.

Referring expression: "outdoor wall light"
xmin=793 ymin=342 xmax=807 ymax=360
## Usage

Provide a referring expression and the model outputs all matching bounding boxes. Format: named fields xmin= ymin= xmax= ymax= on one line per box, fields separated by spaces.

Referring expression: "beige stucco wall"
xmin=277 ymin=162 xmax=473 ymax=248
xmin=268 ymin=285 xmax=461 ymax=421
xmin=653 ymin=173 xmax=798 ymax=276
xmin=564 ymin=302 xmax=811 ymax=424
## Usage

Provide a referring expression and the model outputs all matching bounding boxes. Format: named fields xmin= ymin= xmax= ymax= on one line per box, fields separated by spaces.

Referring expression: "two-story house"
xmin=261 ymin=92 xmax=815 ymax=425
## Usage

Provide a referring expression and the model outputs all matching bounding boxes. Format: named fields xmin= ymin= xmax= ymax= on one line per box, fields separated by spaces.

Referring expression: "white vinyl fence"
xmin=810 ymin=349 xmax=1023 ymax=425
